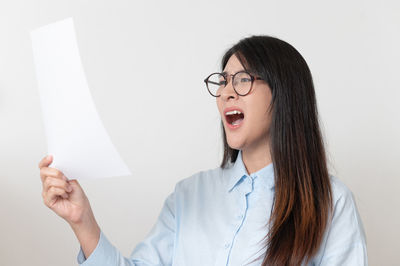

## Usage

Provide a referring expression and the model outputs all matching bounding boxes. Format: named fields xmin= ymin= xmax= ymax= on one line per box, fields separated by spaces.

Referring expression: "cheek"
xmin=245 ymin=111 xmax=271 ymax=142
xmin=246 ymin=100 xmax=272 ymax=133
xmin=248 ymin=110 xmax=270 ymax=135
xmin=247 ymin=97 xmax=270 ymax=122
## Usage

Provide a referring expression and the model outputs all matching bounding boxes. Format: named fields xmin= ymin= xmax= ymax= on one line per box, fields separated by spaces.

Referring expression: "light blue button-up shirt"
xmin=77 ymin=150 xmax=368 ymax=265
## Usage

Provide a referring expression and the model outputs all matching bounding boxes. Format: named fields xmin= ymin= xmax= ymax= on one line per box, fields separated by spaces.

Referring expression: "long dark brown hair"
xmin=220 ymin=35 xmax=333 ymax=265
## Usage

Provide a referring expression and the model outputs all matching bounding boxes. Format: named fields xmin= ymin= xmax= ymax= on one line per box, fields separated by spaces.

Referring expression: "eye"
xmin=240 ymin=78 xmax=251 ymax=83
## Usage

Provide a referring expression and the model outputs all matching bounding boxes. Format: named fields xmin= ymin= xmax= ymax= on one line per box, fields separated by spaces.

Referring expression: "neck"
xmin=242 ymin=139 xmax=272 ymax=175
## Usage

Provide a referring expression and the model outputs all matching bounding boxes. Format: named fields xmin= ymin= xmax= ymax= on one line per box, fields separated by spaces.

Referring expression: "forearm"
xmin=69 ymin=212 xmax=101 ymax=259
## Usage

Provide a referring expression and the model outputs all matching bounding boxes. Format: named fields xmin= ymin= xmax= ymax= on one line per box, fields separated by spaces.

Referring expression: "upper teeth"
xmin=225 ymin=110 xmax=242 ymax=115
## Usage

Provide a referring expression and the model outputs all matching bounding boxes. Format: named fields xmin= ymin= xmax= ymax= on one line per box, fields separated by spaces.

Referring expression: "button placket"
xmin=223 ymin=176 xmax=255 ymax=265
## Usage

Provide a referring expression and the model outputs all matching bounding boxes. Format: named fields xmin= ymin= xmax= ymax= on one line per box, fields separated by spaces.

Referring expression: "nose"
xmin=220 ymin=77 xmax=238 ymax=102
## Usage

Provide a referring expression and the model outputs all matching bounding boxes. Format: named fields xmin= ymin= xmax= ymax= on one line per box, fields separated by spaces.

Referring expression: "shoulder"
xmin=329 ymin=174 xmax=354 ymax=203
xmin=313 ymin=174 xmax=368 ymax=264
xmin=327 ymin=174 xmax=367 ymax=249
xmin=172 ymin=166 xmax=225 ymax=197
xmin=158 ymin=168 xmax=223 ymax=215
xmin=328 ymin=174 xmax=363 ymax=225
xmin=328 ymin=174 xmax=365 ymax=220
xmin=176 ymin=166 xmax=223 ymax=188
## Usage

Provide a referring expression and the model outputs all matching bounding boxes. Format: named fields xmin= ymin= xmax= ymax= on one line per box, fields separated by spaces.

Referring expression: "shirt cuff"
xmin=77 ymin=230 xmax=118 ymax=265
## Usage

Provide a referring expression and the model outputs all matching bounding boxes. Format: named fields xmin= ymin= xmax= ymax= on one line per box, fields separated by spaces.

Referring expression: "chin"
xmin=226 ymin=138 xmax=244 ymax=151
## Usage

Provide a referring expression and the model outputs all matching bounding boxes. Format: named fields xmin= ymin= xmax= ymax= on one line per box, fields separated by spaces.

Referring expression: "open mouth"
xmin=225 ymin=110 xmax=245 ymax=126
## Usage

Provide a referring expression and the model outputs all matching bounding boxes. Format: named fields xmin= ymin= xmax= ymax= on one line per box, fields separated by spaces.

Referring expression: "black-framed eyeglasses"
xmin=203 ymin=70 xmax=263 ymax=97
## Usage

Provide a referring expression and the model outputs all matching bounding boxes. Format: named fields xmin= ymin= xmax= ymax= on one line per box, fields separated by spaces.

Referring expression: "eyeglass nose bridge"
xmin=221 ymin=74 xmax=237 ymax=94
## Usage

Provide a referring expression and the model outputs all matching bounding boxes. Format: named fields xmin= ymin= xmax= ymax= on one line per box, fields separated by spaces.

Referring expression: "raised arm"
xmin=39 ymin=154 xmax=176 ymax=265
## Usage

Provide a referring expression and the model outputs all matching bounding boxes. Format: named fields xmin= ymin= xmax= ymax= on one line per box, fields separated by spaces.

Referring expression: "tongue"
xmin=228 ymin=113 xmax=244 ymax=125
xmin=232 ymin=118 xmax=243 ymax=125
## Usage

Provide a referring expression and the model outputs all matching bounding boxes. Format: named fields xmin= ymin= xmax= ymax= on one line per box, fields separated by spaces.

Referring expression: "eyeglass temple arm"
xmin=206 ymin=80 xmax=222 ymax=86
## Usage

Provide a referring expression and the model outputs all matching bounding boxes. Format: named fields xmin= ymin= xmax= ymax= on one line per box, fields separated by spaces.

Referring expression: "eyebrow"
xmin=221 ymin=70 xmax=245 ymax=76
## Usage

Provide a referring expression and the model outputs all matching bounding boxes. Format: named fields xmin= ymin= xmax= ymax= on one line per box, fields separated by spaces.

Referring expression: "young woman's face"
xmin=216 ymin=54 xmax=273 ymax=152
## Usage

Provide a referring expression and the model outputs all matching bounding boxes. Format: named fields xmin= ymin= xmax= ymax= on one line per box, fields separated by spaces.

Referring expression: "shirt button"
xmin=224 ymin=243 xmax=230 ymax=249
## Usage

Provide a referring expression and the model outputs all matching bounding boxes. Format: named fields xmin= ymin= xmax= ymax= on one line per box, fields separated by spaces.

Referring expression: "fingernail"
xmin=67 ymin=185 xmax=72 ymax=192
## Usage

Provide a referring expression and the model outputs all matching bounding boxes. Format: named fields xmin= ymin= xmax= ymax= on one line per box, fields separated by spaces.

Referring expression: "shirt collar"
xmin=225 ymin=150 xmax=275 ymax=192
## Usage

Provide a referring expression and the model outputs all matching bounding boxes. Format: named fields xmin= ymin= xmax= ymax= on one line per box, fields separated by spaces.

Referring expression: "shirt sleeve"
xmin=76 ymin=192 xmax=176 ymax=266
xmin=316 ymin=180 xmax=368 ymax=266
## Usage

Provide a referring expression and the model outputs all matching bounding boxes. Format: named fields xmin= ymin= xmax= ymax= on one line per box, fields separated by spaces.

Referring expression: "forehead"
xmin=223 ymin=54 xmax=245 ymax=74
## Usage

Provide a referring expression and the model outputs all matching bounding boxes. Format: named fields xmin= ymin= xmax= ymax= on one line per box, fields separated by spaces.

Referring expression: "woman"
xmin=38 ymin=35 xmax=368 ymax=265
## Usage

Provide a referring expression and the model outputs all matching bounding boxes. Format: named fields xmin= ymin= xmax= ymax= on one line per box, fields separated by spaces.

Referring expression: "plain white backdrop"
xmin=0 ymin=0 xmax=399 ymax=265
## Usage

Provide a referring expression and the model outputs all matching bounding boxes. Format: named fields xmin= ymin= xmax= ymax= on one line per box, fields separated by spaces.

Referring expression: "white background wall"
xmin=1 ymin=0 xmax=399 ymax=265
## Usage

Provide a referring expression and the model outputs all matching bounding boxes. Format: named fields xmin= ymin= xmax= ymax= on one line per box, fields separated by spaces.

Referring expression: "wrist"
xmin=70 ymin=212 xmax=100 ymax=237
xmin=69 ymin=215 xmax=101 ymax=259
xmin=69 ymin=211 xmax=100 ymax=240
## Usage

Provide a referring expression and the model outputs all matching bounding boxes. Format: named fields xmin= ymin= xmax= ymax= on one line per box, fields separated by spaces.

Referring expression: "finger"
xmin=68 ymin=179 xmax=86 ymax=195
xmin=68 ymin=179 xmax=81 ymax=189
xmin=43 ymin=176 xmax=72 ymax=194
xmin=38 ymin=155 xmax=53 ymax=169
xmin=43 ymin=186 xmax=69 ymax=208
xmin=40 ymin=167 xmax=67 ymax=182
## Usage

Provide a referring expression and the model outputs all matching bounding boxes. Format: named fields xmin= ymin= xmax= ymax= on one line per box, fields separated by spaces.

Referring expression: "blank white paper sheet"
xmin=31 ymin=17 xmax=132 ymax=180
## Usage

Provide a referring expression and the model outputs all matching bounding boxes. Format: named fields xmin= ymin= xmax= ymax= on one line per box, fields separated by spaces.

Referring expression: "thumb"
xmin=38 ymin=154 xmax=53 ymax=169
